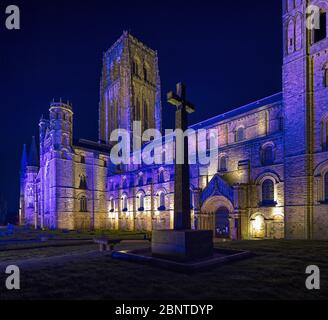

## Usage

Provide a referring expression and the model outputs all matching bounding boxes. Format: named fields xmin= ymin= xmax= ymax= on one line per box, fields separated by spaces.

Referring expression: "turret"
xmin=49 ymin=100 xmax=73 ymax=151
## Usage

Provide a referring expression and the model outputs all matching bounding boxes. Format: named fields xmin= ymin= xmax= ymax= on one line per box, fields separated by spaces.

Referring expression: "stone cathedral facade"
xmin=19 ymin=1 xmax=328 ymax=240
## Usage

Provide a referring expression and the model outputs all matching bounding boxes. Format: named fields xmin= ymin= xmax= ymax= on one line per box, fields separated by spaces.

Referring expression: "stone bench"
xmin=94 ymin=238 xmax=120 ymax=252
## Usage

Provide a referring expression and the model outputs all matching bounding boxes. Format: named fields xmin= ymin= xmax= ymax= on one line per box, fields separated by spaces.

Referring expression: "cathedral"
xmin=19 ymin=1 xmax=328 ymax=240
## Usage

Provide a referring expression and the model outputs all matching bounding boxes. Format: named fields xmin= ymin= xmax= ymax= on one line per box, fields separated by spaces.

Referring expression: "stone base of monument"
xmin=111 ymin=230 xmax=253 ymax=273
xmin=151 ymin=230 xmax=213 ymax=262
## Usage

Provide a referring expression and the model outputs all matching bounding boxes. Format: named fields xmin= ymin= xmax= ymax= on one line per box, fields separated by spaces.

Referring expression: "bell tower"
xmin=99 ymin=31 xmax=162 ymax=145
xmin=283 ymin=0 xmax=328 ymax=239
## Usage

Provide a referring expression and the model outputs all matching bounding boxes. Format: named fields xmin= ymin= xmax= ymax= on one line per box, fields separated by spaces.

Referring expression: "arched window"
xmin=158 ymin=191 xmax=166 ymax=211
xmin=143 ymin=67 xmax=148 ymax=82
xmin=321 ymin=116 xmax=328 ymax=150
xmin=325 ymin=172 xmax=328 ymax=201
xmin=122 ymin=195 xmax=128 ymax=212
xmin=80 ymin=196 xmax=87 ymax=212
xmin=136 ymin=98 xmax=141 ymax=121
xmin=262 ymin=146 xmax=274 ymax=166
xmin=138 ymin=174 xmax=144 ymax=187
xmin=133 ymin=60 xmax=139 ymax=75
xmin=137 ymin=193 xmax=145 ymax=211
xmin=27 ymin=186 xmax=34 ymax=208
xmin=158 ymin=170 xmax=165 ymax=183
xmin=295 ymin=14 xmax=302 ymax=51
xmin=262 ymin=179 xmax=275 ymax=205
xmin=79 ymin=175 xmax=87 ymax=190
xmin=287 ymin=19 xmax=295 ymax=54
xmin=109 ymin=198 xmax=115 ymax=212
xmin=219 ymin=156 xmax=227 ymax=172
xmin=324 ymin=68 xmax=328 ymax=87
xmin=236 ymin=127 xmax=245 ymax=142
xmin=313 ymin=11 xmax=327 ymax=43
xmin=143 ymin=101 xmax=149 ymax=130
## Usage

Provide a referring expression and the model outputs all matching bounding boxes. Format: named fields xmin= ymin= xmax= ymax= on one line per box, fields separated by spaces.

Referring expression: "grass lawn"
xmin=0 ymin=237 xmax=327 ymax=300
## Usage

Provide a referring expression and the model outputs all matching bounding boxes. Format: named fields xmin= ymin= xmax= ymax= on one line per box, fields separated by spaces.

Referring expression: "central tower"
xmin=99 ymin=31 xmax=162 ymax=145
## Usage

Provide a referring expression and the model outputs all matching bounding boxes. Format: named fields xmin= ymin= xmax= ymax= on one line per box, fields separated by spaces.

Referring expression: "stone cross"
xmin=167 ymin=83 xmax=195 ymax=230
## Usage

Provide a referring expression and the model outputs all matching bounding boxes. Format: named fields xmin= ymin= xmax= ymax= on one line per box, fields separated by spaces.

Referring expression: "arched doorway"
xmin=215 ymin=207 xmax=230 ymax=239
xmin=200 ymin=195 xmax=236 ymax=240
xmin=250 ymin=214 xmax=266 ymax=239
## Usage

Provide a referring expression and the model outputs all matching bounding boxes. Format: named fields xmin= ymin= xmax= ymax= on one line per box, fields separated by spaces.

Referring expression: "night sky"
xmin=0 ymin=0 xmax=282 ymax=213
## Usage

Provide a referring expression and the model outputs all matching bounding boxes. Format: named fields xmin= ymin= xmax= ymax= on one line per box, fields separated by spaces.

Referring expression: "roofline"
xmin=190 ymin=92 xmax=283 ymax=130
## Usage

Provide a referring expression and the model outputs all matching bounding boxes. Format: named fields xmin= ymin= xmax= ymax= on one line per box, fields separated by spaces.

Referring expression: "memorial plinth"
xmin=152 ymin=230 xmax=213 ymax=262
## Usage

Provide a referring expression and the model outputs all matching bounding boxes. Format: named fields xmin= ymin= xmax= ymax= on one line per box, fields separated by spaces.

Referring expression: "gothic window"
xmin=79 ymin=175 xmax=87 ymax=190
xmin=143 ymin=67 xmax=148 ymax=82
xmin=324 ymin=69 xmax=328 ymax=87
xmin=158 ymin=191 xmax=166 ymax=211
xmin=136 ymin=99 xmax=141 ymax=121
xmin=219 ymin=156 xmax=227 ymax=172
xmin=287 ymin=19 xmax=295 ymax=54
xmin=137 ymin=193 xmax=145 ymax=211
xmin=236 ymin=127 xmax=245 ymax=142
xmin=158 ymin=170 xmax=165 ymax=183
xmin=325 ymin=172 xmax=328 ymax=201
xmin=122 ymin=195 xmax=128 ymax=212
xmin=80 ymin=196 xmax=87 ymax=212
xmin=81 ymin=155 xmax=85 ymax=164
xmin=295 ymin=15 xmax=302 ymax=51
xmin=262 ymin=179 xmax=275 ymax=205
xmin=27 ymin=187 xmax=34 ymax=208
xmin=262 ymin=145 xmax=274 ymax=166
xmin=143 ymin=101 xmax=149 ymax=130
xmin=133 ymin=60 xmax=139 ymax=76
xmin=313 ymin=11 xmax=327 ymax=44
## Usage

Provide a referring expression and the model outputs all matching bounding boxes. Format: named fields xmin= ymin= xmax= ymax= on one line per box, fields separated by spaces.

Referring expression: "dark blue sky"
xmin=0 ymin=0 xmax=282 ymax=213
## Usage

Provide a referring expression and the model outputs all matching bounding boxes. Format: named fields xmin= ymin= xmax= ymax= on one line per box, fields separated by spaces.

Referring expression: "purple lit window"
xmin=158 ymin=170 xmax=165 ymax=183
xmin=263 ymin=146 xmax=274 ymax=165
xmin=219 ymin=156 xmax=227 ymax=172
xmin=262 ymin=180 xmax=274 ymax=204
xmin=236 ymin=127 xmax=245 ymax=142
xmin=158 ymin=192 xmax=165 ymax=211
xmin=122 ymin=195 xmax=128 ymax=212
xmin=138 ymin=193 xmax=145 ymax=211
